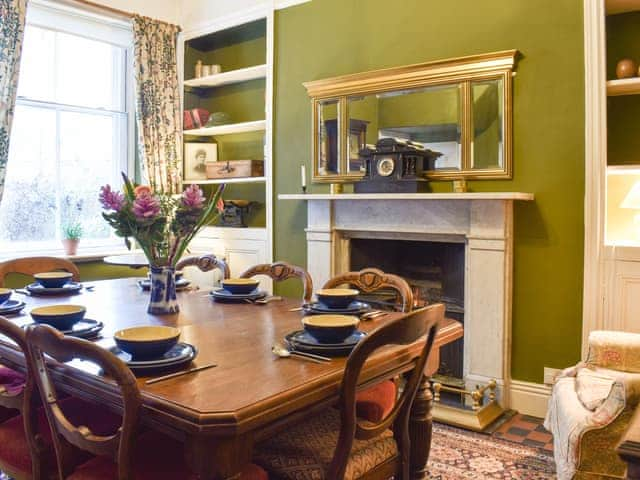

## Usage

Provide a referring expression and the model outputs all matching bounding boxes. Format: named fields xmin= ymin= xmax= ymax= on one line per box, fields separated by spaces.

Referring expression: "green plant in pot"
xmin=62 ymin=223 xmax=82 ymax=256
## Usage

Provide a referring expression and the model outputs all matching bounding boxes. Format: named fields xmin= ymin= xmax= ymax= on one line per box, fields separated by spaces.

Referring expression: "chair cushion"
xmin=68 ymin=431 xmax=268 ymax=480
xmin=254 ymin=408 xmax=398 ymax=480
xmin=0 ymin=396 xmax=120 ymax=477
xmin=355 ymin=380 xmax=396 ymax=422
xmin=576 ymin=368 xmax=616 ymax=411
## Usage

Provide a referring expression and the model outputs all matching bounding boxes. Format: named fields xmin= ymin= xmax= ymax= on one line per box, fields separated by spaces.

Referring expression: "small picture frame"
xmin=184 ymin=143 xmax=217 ymax=181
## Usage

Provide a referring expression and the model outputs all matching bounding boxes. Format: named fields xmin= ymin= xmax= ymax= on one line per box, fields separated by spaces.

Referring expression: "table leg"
xmin=186 ymin=434 xmax=252 ymax=480
xmin=409 ymin=373 xmax=433 ymax=480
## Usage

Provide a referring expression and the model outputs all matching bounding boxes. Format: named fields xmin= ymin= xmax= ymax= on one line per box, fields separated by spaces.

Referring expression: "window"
xmin=0 ymin=2 xmax=133 ymax=255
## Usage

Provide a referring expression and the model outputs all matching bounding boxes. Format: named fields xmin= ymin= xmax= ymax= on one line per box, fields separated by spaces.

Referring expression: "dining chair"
xmin=24 ymin=324 xmax=269 ymax=480
xmin=322 ymin=267 xmax=414 ymax=313
xmin=240 ymin=262 xmax=313 ymax=302
xmin=175 ymin=253 xmax=230 ymax=279
xmin=0 ymin=257 xmax=80 ymax=288
xmin=253 ymin=304 xmax=443 ymax=480
xmin=323 ymin=268 xmax=415 ymax=423
xmin=0 ymin=316 xmax=120 ymax=480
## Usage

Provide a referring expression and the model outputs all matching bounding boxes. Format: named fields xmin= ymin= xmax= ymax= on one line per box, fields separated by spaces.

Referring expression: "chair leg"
xmin=408 ymin=374 xmax=433 ymax=480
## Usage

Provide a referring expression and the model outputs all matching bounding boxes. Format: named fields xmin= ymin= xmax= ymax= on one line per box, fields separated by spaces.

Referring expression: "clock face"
xmin=376 ymin=157 xmax=395 ymax=177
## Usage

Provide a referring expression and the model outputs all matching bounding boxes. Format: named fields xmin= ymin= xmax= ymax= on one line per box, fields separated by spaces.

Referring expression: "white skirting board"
xmin=508 ymin=380 xmax=552 ymax=418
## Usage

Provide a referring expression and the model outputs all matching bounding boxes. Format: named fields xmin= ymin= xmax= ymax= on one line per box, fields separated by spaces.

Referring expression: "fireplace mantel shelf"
xmin=279 ymin=192 xmax=534 ymax=201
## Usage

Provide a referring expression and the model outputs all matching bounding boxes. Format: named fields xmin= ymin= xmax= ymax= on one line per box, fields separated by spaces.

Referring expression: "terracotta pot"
xmin=62 ymin=239 xmax=80 ymax=256
xmin=616 ymin=58 xmax=638 ymax=79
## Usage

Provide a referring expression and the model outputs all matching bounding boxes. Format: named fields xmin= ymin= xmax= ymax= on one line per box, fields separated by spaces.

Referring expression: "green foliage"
xmin=62 ymin=222 xmax=83 ymax=240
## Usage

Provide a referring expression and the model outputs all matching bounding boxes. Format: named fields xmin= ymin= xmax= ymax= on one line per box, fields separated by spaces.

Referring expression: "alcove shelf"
xmin=607 ymin=77 xmax=640 ymax=96
xmin=183 ymin=119 xmax=266 ymax=136
xmin=184 ymin=64 xmax=267 ymax=89
xmin=182 ymin=176 xmax=266 ymax=185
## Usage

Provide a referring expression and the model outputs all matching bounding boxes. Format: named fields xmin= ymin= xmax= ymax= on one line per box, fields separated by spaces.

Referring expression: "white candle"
xmin=301 ymin=165 xmax=307 ymax=188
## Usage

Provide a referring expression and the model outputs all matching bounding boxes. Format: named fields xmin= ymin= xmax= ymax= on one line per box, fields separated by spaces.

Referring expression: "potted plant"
xmin=62 ymin=223 xmax=82 ymax=255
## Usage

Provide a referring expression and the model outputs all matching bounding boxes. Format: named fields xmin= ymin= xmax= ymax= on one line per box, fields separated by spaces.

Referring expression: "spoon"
xmin=271 ymin=344 xmax=331 ymax=364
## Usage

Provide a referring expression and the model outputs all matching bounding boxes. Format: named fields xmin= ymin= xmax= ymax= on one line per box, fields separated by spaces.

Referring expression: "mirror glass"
xmin=471 ymin=78 xmax=503 ymax=170
xmin=348 ymin=84 xmax=463 ymax=173
xmin=317 ymin=99 xmax=340 ymax=176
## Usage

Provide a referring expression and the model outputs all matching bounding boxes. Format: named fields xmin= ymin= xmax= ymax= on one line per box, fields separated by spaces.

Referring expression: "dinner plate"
xmin=285 ymin=330 xmax=366 ymax=357
xmin=23 ymin=319 xmax=104 ymax=339
xmin=0 ymin=299 xmax=26 ymax=315
xmin=209 ymin=288 xmax=267 ymax=302
xmin=109 ymin=342 xmax=197 ymax=368
xmin=304 ymin=301 xmax=371 ymax=315
xmin=137 ymin=278 xmax=191 ymax=291
xmin=26 ymin=282 xmax=83 ymax=295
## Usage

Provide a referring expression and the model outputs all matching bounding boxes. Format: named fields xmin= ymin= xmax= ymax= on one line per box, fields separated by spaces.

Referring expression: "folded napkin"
xmin=0 ymin=366 xmax=26 ymax=396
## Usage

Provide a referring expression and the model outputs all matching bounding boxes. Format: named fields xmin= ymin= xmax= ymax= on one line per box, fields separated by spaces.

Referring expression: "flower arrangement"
xmin=99 ymin=173 xmax=224 ymax=268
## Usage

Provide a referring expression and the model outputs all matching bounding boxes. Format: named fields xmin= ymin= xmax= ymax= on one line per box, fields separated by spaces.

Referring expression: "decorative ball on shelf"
xmin=616 ymin=58 xmax=638 ymax=79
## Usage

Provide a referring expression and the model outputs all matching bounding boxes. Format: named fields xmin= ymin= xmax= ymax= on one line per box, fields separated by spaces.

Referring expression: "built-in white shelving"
xmin=182 ymin=176 xmax=266 ymax=185
xmin=607 ymin=77 xmax=640 ymax=96
xmin=184 ymin=119 xmax=266 ymax=136
xmin=184 ymin=64 xmax=267 ymax=89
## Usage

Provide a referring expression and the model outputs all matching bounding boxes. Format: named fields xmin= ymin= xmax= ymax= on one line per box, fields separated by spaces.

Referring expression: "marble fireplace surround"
xmin=279 ymin=192 xmax=534 ymax=406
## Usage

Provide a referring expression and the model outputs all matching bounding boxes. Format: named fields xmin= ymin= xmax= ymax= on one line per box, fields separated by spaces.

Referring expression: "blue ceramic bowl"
xmin=0 ymin=288 xmax=12 ymax=304
xmin=221 ymin=278 xmax=260 ymax=295
xmin=33 ymin=272 xmax=73 ymax=288
xmin=30 ymin=305 xmax=86 ymax=330
xmin=315 ymin=289 xmax=359 ymax=309
xmin=114 ymin=326 xmax=181 ymax=360
xmin=302 ymin=315 xmax=360 ymax=343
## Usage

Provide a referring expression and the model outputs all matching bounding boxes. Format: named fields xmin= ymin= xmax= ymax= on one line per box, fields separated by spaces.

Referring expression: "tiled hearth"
xmin=280 ymin=192 xmax=534 ymax=407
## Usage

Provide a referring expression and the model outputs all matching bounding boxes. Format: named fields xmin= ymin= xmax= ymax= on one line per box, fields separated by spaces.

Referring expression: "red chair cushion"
xmin=68 ymin=431 xmax=268 ymax=480
xmin=355 ymin=380 xmax=397 ymax=422
xmin=0 ymin=396 xmax=121 ymax=476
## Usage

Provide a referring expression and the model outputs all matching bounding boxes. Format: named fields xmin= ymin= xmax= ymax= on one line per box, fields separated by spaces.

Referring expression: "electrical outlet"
xmin=544 ymin=367 xmax=562 ymax=385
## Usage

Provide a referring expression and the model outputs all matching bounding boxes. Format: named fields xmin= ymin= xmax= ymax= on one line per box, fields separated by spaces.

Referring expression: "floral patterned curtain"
xmin=0 ymin=0 xmax=27 ymax=204
xmin=132 ymin=15 xmax=182 ymax=195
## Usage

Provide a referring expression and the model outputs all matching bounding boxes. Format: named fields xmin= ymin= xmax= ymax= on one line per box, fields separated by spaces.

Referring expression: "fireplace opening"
xmin=349 ymin=238 xmax=465 ymax=379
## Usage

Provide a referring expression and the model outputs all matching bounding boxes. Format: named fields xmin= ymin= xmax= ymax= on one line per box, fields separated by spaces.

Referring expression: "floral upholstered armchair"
xmin=545 ymin=331 xmax=640 ymax=479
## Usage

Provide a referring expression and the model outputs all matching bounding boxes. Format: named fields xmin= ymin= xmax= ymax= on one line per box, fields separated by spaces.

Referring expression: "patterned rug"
xmin=429 ymin=423 xmax=556 ymax=479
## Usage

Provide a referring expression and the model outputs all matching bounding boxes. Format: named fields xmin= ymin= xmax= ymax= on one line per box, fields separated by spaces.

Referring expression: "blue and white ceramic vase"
xmin=148 ymin=266 xmax=179 ymax=315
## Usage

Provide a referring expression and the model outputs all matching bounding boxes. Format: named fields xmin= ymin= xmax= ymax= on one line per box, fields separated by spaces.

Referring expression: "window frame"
xmin=1 ymin=1 xmax=136 ymax=258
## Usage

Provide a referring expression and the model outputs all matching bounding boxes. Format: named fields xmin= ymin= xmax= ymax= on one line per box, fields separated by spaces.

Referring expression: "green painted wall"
xmin=606 ymin=12 xmax=640 ymax=166
xmin=273 ymin=0 xmax=585 ymax=383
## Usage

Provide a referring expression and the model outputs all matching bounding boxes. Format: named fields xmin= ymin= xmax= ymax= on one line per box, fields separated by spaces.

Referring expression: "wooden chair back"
xmin=175 ymin=254 xmax=230 ymax=279
xmin=323 ymin=268 xmax=414 ymax=312
xmin=0 ymin=316 xmax=51 ymax=478
xmin=328 ymin=304 xmax=444 ymax=479
xmin=0 ymin=257 xmax=80 ymax=287
xmin=240 ymin=262 xmax=313 ymax=302
xmin=25 ymin=324 xmax=141 ymax=480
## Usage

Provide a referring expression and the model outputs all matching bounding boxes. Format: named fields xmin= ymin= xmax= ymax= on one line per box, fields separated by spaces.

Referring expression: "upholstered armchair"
xmin=545 ymin=331 xmax=640 ymax=480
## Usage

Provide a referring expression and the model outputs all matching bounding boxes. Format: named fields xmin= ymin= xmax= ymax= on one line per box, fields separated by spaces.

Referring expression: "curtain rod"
xmin=65 ymin=0 xmax=135 ymax=19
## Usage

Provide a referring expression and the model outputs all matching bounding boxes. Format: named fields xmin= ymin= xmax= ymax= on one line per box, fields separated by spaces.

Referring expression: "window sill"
xmin=0 ymin=247 xmax=141 ymax=264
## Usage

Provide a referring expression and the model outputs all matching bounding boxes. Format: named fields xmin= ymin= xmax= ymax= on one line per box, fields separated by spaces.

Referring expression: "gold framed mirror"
xmin=304 ymin=50 xmax=518 ymax=183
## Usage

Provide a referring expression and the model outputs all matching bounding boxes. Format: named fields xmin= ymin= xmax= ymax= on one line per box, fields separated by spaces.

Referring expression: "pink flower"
xmin=216 ymin=197 xmax=225 ymax=213
xmin=99 ymin=185 xmax=125 ymax=211
xmin=134 ymin=185 xmax=152 ymax=198
xmin=132 ymin=192 xmax=161 ymax=219
xmin=182 ymin=184 xmax=205 ymax=209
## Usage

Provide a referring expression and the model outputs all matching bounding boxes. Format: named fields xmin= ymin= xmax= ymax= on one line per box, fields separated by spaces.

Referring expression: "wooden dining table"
xmin=0 ymin=278 xmax=463 ymax=479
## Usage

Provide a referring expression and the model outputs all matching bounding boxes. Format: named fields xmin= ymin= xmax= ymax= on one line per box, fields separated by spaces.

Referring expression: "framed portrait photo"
xmin=184 ymin=143 xmax=218 ymax=181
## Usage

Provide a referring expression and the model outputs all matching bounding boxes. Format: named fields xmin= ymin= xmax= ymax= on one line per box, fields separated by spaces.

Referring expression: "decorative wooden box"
xmin=206 ymin=160 xmax=264 ymax=179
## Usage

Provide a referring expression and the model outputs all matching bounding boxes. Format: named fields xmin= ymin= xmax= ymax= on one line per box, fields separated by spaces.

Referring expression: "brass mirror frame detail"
xmin=304 ymin=50 xmax=518 ymax=183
